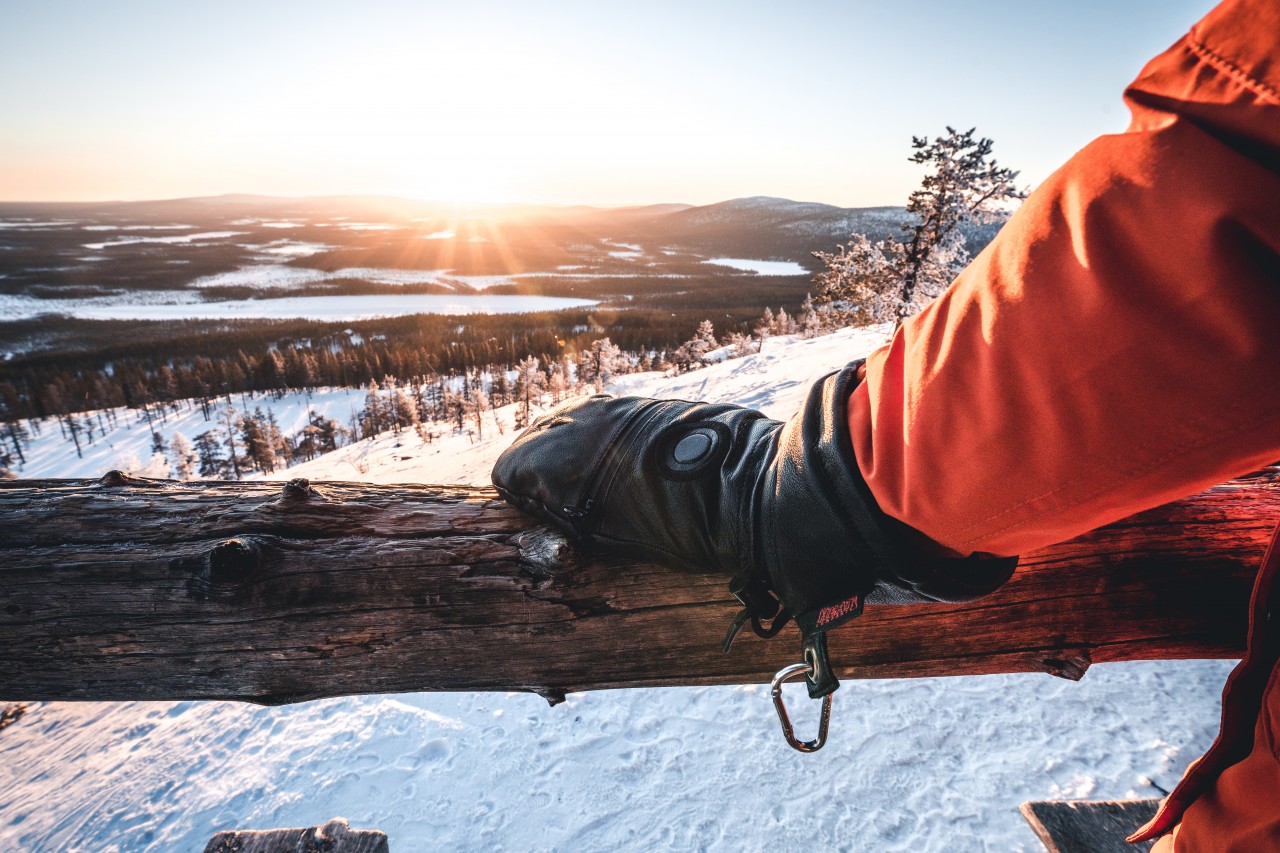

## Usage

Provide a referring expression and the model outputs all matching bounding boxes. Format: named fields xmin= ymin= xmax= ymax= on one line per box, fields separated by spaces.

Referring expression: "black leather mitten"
xmin=492 ymin=361 xmax=1016 ymax=696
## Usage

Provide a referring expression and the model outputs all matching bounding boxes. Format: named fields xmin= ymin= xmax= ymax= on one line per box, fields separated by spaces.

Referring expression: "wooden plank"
xmin=1020 ymin=799 xmax=1161 ymax=853
xmin=203 ymin=817 xmax=389 ymax=853
xmin=0 ymin=469 xmax=1276 ymax=704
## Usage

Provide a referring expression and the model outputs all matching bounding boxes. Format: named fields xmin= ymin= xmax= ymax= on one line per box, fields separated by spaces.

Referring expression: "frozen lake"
xmin=0 ymin=292 xmax=599 ymax=322
xmin=703 ymin=257 xmax=808 ymax=275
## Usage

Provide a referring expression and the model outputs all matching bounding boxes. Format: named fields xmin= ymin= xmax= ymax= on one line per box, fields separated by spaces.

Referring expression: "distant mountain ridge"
xmin=0 ymin=193 xmax=912 ymax=272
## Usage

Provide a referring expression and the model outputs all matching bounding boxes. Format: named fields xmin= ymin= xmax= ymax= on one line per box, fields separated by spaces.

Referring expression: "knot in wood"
xmin=97 ymin=469 xmax=130 ymax=487
xmin=1042 ymin=649 xmax=1092 ymax=681
xmin=282 ymin=478 xmax=313 ymax=501
xmin=208 ymin=538 xmax=264 ymax=585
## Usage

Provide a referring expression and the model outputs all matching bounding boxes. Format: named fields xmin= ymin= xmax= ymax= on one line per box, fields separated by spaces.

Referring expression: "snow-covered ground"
xmin=0 ymin=326 xmax=1234 ymax=852
xmin=703 ymin=258 xmax=809 ymax=276
xmin=0 ymin=292 xmax=599 ymax=322
xmin=9 ymin=388 xmax=370 ymax=481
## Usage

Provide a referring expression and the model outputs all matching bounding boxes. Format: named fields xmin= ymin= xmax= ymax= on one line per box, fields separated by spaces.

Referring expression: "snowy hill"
xmin=616 ymin=197 xmax=908 ymax=267
xmin=0 ymin=327 xmax=1231 ymax=852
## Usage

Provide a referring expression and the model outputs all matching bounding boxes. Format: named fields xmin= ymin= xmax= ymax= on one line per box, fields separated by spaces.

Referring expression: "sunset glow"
xmin=0 ymin=0 xmax=1216 ymax=206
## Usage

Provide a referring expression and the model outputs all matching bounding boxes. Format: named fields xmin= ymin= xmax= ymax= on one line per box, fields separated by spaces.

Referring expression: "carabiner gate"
xmin=770 ymin=662 xmax=832 ymax=752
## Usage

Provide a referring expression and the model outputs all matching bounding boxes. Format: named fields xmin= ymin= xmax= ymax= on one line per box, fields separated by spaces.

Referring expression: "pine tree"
xmin=239 ymin=408 xmax=276 ymax=473
xmin=815 ymin=127 xmax=1024 ymax=328
xmin=798 ymin=293 xmax=823 ymax=339
xmin=390 ymin=388 xmax=417 ymax=433
xmin=465 ymin=385 xmax=489 ymax=440
xmin=754 ymin=307 xmax=775 ymax=352
xmin=169 ymin=432 xmax=196 ymax=480
xmin=194 ymin=430 xmax=226 ymax=478
xmin=220 ymin=400 xmax=242 ymax=480
xmin=578 ymin=338 xmax=622 ymax=391
xmin=513 ymin=356 xmax=545 ymax=429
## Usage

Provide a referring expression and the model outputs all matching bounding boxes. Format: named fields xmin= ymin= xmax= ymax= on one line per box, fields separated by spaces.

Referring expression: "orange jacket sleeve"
xmin=847 ymin=0 xmax=1280 ymax=557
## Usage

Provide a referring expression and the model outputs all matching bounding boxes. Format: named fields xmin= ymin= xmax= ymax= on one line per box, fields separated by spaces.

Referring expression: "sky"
xmin=0 ymin=0 xmax=1218 ymax=208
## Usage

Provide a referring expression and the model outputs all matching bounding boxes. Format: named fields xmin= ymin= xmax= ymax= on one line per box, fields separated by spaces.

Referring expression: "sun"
xmin=393 ymin=168 xmax=512 ymax=206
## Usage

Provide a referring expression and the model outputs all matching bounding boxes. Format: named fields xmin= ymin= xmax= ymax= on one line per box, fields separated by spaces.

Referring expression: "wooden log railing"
xmin=1 ymin=469 xmax=1277 ymax=705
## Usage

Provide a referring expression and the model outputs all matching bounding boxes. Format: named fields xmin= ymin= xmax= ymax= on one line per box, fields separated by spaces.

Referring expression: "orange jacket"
xmin=846 ymin=0 xmax=1280 ymax=847
xmin=849 ymin=0 xmax=1280 ymax=560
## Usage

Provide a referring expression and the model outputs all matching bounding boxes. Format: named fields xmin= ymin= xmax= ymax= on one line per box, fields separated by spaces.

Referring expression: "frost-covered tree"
xmin=798 ymin=293 xmax=823 ymax=339
xmin=513 ymin=356 xmax=545 ymax=429
xmin=547 ymin=359 xmax=571 ymax=404
xmin=816 ymin=127 xmax=1024 ymax=328
xmin=672 ymin=320 xmax=718 ymax=372
xmin=577 ymin=338 xmax=623 ymax=391
xmin=753 ymin=308 xmax=774 ymax=351
xmin=725 ymin=332 xmax=754 ymax=358
xmin=390 ymin=388 xmax=418 ymax=434
xmin=239 ymin=408 xmax=277 ymax=474
xmin=220 ymin=400 xmax=242 ymax=479
xmin=169 ymin=432 xmax=197 ymax=480
xmin=465 ymin=385 xmax=490 ymax=440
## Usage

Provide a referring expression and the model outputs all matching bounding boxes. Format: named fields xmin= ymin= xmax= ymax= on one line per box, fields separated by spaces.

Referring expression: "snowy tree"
xmin=390 ymin=388 xmax=418 ymax=434
xmin=168 ymin=432 xmax=197 ymax=480
xmin=239 ymin=408 xmax=277 ymax=474
xmin=753 ymin=308 xmax=775 ymax=351
xmin=513 ymin=356 xmax=545 ymax=429
xmin=465 ymin=386 xmax=490 ymax=440
xmin=547 ymin=363 xmax=570 ymax=405
xmin=194 ymin=431 xmax=226 ymax=478
xmin=2 ymin=420 xmax=28 ymax=467
xmin=725 ymin=332 xmax=754 ymax=359
xmin=815 ymin=127 xmax=1024 ymax=328
xmin=577 ymin=338 xmax=623 ymax=391
xmin=361 ymin=380 xmax=384 ymax=439
xmin=220 ymin=401 xmax=242 ymax=480
xmin=773 ymin=307 xmax=795 ymax=335
xmin=798 ymin=294 xmax=823 ymax=339
xmin=672 ymin=320 xmax=717 ymax=372
xmin=692 ymin=320 xmax=716 ymax=358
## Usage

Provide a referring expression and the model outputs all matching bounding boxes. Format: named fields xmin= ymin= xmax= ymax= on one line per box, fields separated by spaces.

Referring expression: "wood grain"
xmin=2 ymin=470 xmax=1276 ymax=705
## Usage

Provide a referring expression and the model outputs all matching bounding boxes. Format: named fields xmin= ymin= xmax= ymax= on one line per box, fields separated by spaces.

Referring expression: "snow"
xmin=83 ymin=224 xmax=195 ymax=231
xmin=190 ymin=265 xmax=331 ymax=289
xmin=0 ymin=292 xmax=599 ymax=322
xmin=0 ymin=326 xmax=1235 ymax=851
xmin=9 ymin=388 xmax=369 ymax=480
xmin=82 ymin=231 xmax=245 ymax=249
xmin=0 ymin=219 xmax=80 ymax=229
xmin=704 ymin=257 xmax=808 ymax=276
xmin=192 ymin=265 xmax=450 ymax=289
xmin=253 ymin=241 xmax=335 ymax=258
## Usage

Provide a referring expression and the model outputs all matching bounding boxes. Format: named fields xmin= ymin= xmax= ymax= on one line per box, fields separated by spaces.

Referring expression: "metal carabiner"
xmin=770 ymin=662 xmax=832 ymax=753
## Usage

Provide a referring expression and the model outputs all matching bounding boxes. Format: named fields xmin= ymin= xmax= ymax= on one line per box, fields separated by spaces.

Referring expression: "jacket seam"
xmin=1185 ymin=35 xmax=1280 ymax=105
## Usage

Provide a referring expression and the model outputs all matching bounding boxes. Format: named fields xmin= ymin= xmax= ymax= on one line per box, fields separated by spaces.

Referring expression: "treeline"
xmin=0 ymin=292 xmax=821 ymax=424
xmin=0 ymin=303 xmax=825 ymax=475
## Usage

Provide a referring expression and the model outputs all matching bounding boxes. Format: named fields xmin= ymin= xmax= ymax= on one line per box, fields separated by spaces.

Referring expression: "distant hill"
xmin=610 ymin=197 xmax=906 ymax=269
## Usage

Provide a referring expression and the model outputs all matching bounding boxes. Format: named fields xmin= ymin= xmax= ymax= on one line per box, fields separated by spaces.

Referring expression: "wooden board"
xmin=203 ymin=817 xmax=389 ymax=853
xmin=1021 ymin=800 xmax=1161 ymax=852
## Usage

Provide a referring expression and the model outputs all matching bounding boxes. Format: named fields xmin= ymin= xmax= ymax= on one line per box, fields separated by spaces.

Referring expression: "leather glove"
xmin=492 ymin=361 xmax=1016 ymax=696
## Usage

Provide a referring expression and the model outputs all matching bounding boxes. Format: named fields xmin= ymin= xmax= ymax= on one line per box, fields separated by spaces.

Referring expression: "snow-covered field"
xmin=0 ymin=292 xmax=598 ymax=322
xmin=0 ymin=327 xmax=1233 ymax=852
xmin=703 ymin=258 xmax=809 ymax=276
